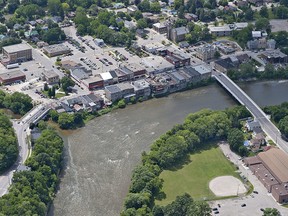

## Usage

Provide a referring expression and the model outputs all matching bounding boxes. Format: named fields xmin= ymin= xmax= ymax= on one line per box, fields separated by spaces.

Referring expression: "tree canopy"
xmin=0 ymin=112 xmax=18 ymax=173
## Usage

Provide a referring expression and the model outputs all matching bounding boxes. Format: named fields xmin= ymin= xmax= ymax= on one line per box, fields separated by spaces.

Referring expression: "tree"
xmin=118 ymin=99 xmax=126 ymax=108
xmin=47 ymin=88 xmax=52 ymax=98
xmin=58 ymin=113 xmax=75 ymax=129
xmin=48 ymin=0 xmax=64 ymax=17
xmin=227 ymin=128 xmax=244 ymax=152
xmin=137 ymin=19 xmax=147 ymax=29
xmin=255 ymin=18 xmax=270 ymax=31
xmin=44 ymin=83 xmax=49 ymax=91
xmin=138 ymin=0 xmax=150 ymax=12
xmin=244 ymin=8 xmax=254 ymax=21
xmin=49 ymin=109 xmax=59 ymax=122
xmin=150 ymin=2 xmax=161 ymax=13
xmin=260 ymin=6 xmax=269 ymax=18
xmin=42 ymin=27 xmax=66 ymax=44
xmin=263 ymin=208 xmax=281 ymax=216
xmin=214 ymin=50 xmax=221 ymax=59
xmin=3 ymin=92 xmax=33 ymax=115
xmin=60 ymin=76 xmax=75 ymax=94
xmin=51 ymin=86 xmax=56 ymax=98
xmin=0 ymin=25 xmax=7 ymax=34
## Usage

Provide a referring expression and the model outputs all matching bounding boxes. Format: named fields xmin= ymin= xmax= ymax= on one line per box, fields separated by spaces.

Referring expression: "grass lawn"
xmin=55 ymin=92 xmax=66 ymax=99
xmin=156 ymin=145 xmax=240 ymax=206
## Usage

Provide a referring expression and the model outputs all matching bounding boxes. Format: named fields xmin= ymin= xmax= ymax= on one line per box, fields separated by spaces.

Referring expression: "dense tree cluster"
xmin=74 ymin=9 xmax=135 ymax=46
xmin=0 ymin=112 xmax=18 ymax=173
xmin=0 ymin=90 xmax=33 ymax=115
xmin=0 ymin=129 xmax=64 ymax=215
xmin=264 ymin=102 xmax=288 ymax=138
xmin=48 ymin=110 xmax=85 ymax=129
xmin=122 ymin=106 xmax=250 ymax=215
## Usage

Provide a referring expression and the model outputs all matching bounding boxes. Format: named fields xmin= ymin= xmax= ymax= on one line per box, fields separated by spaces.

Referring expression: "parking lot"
xmin=209 ymin=143 xmax=288 ymax=216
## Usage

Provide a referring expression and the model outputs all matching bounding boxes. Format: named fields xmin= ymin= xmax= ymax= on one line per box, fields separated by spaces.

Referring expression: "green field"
xmin=156 ymin=145 xmax=240 ymax=206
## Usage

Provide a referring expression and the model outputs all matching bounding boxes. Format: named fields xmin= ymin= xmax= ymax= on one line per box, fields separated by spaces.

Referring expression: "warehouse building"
xmin=43 ymin=44 xmax=71 ymax=57
xmin=244 ymin=148 xmax=288 ymax=203
xmin=1 ymin=43 xmax=32 ymax=66
xmin=0 ymin=70 xmax=26 ymax=85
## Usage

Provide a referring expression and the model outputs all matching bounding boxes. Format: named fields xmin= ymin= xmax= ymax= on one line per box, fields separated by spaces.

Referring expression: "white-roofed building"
xmin=100 ymin=72 xmax=113 ymax=86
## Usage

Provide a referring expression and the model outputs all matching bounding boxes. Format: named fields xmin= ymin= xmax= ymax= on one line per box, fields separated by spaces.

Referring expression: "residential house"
xmin=245 ymin=119 xmax=261 ymax=132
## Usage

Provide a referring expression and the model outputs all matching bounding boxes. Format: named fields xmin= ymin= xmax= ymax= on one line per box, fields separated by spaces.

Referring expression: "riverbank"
xmin=49 ymin=78 xmax=215 ymax=130
xmin=49 ymin=80 xmax=288 ymax=216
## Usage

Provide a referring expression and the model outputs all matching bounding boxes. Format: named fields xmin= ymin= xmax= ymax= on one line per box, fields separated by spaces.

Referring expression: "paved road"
xmin=0 ymin=103 xmax=50 ymax=197
xmin=213 ymin=71 xmax=288 ymax=153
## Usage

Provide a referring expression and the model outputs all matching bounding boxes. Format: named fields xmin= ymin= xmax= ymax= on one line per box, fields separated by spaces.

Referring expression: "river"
xmin=49 ymin=80 xmax=288 ymax=216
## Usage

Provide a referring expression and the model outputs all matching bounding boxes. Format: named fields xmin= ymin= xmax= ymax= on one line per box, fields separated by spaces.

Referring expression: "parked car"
xmin=241 ymin=204 xmax=246 ymax=207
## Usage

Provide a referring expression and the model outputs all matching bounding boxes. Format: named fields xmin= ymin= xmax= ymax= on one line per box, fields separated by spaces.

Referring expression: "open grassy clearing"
xmin=156 ymin=145 xmax=240 ymax=206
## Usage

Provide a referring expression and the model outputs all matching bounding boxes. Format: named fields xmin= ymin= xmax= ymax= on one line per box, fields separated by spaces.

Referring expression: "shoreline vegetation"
xmin=47 ymin=78 xmax=215 ymax=130
xmin=48 ymin=76 xmax=288 ymax=131
xmin=0 ymin=126 xmax=64 ymax=215
xmin=121 ymin=106 xmax=251 ymax=215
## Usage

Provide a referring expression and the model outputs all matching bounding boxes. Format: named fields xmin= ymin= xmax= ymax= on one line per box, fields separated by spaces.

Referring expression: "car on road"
xmin=217 ymin=204 xmax=221 ymax=208
xmin=253 ymin=191 xmax=258 ymax=194
xmin=241 ymin=204 xmax=246 ymax=207
xmin=23 ymin=68 xmax=28 ymax=71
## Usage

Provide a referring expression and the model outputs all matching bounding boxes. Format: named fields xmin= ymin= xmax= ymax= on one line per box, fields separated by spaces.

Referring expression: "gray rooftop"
xmin=43 ymin=43 xmax=70 ymax=53
xmin=174 ymin=27 xmax=189 ymax=35
xmin=0 ymin=70 xmax=25 ymax=80
xmin=42 ymin=70 xmax=59 ymax=79
xmin=105 ymin=85 xmax=121 ymax=93
xmin=3 ymin=43 xmax=31 ymax=53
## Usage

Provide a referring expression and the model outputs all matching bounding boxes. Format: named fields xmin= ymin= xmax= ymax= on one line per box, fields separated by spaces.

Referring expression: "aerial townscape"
xmin=2 ymin=0 xmax=288 ymax=215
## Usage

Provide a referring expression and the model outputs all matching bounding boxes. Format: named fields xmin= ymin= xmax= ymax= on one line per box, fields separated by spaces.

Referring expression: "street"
xmin=213 ymin=71 xmax=288 ymax=153
xmin=0 ymin=103 xmax=50 ymax=196
xmin=209 ymin=143 xmax=288 ymax=216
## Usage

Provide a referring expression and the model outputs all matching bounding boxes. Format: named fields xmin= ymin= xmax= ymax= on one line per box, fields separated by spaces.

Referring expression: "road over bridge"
xmin=213 ymin=71 xmax=288 ymax=153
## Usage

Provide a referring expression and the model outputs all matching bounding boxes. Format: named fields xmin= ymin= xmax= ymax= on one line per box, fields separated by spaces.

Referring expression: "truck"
xmin=6 ymin=63 xmax=19 ymax=69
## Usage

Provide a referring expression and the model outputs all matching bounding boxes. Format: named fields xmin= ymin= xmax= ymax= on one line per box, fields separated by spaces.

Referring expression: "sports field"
xmin=156 ymin=145 xmax=240 ymax=206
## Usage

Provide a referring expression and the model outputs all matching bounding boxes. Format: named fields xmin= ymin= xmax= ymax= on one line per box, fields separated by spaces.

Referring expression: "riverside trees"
xmin=122 ymin=106 xmax=250 ymax=215
xmin=0 ymin=112 xmax=18 ymax=173
xmin=0 ymin=129 xmax=64 ymax=215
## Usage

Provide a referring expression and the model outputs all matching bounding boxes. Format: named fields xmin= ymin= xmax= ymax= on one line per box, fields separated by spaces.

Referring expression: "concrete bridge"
xmin=213 ymin=71 xmax=288 ymax=153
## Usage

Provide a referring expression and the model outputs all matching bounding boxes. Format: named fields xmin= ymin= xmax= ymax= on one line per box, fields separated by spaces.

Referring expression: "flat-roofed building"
xmin=117 ymin=82 xmax=134 ymax=96
xmin=192 ymin=64 xmax=212 ymax=79
xmin=2 ymin=43 xmax=32 ymax=66
xmin=153 ymin=23 xmax=168 ymax=34
xmin=100 ymin=72 xmax=113 ymax=86
xmin=120 ymin=63 xmax=147 ymax=79
xmin=195 ymin=44 xmax=217 ymax=61
xmin=245 ymin=148 xmax=288 ymax=203
xmin=209 ymin=25 xmax=232 ymax=37
xmin=43 ymin=44 xmax=71 ymax=57
xmin=42 ymin=70 xmax=59 ymax=84
xmin=0 ymin=70 xmax=26 ymax=84
xmin=82 ymin=76 xmax=103 ymax=90
xmin=131 ymin=79 xmax=151 ymax=99
xmin=105 ymin=85 xmax=122 ymax=102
